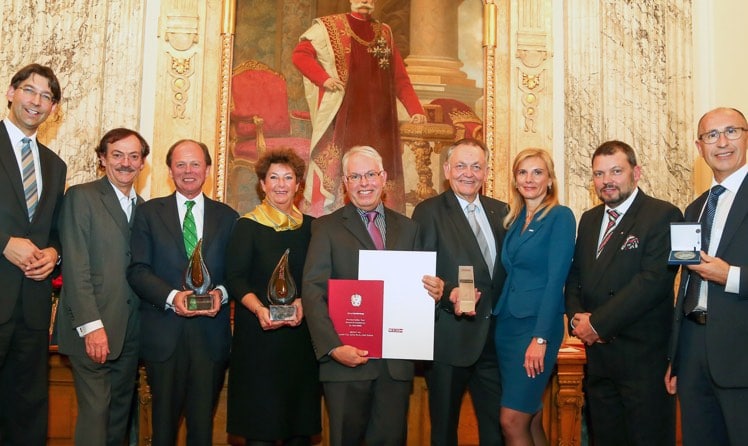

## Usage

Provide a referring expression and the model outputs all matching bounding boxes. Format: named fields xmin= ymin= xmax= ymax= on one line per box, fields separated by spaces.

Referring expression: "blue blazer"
xmin=493 ymin=205 xmax=576 ymax=340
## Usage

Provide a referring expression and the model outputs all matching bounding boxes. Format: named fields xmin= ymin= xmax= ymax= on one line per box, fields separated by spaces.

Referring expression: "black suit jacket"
xmin=302 ymin=203 xmax=421 ymax=382
xmin=127 ymin=193 xmax=238 ymax=363
xmin=0 ymin=121 xmax=66 ymax=329
xmin=565 ymin=190 xmax=682 ymax=373
xmin=669 ymin=175 xmax=748 ymax=387
xmin=411 ymin=192 xmax=508 ymax=366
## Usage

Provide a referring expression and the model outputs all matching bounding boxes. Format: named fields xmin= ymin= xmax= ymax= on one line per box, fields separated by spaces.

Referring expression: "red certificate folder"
xmin=328 ymin=279 xmax=384 ymax=358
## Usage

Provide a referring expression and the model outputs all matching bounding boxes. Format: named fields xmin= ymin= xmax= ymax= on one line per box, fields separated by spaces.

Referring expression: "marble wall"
xmin=0 ymin=0 xmax=146 ymax=186
xmin=564 ymin=0 xmax=694 ymax=215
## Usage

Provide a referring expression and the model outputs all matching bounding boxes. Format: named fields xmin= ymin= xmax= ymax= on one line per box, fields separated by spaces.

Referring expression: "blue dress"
xmin=493 ymin=205 xmax=576 ymax=413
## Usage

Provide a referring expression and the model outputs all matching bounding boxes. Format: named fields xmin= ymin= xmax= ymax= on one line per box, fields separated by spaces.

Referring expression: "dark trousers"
xmin=585 ymin=344 xmax=675 ymax=446
xmin=0 ymin=300 xmax=49 ymax=446
xmin=677 ymin=319 xmax=748 ymax=446
xmin=145 ymin=321 xmax=227 ymax=446
xmin=424 ymin=339 xmax=503 ymax=446
xmin=323 ymin=360 xmax=412 ymax=446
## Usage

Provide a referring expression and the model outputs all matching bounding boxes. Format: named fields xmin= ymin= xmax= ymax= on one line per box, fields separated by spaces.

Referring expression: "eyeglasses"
xmin=698 ymin=126 xmax=748 ymax=144
xmin=18 ymin=86 xmax=55 ymax=105
xmin=345 ymin=170 xmax=382 ymax=183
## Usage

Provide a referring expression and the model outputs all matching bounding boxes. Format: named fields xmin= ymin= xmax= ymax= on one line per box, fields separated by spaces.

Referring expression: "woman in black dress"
xmin=225 ymin=148 xmax=320 ymax=445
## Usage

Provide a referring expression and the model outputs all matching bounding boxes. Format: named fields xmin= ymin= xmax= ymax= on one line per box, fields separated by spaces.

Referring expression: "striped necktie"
xmin=21 ymin=137 xmax=38 ymax=221
xmin=183 ymin=200 xmax=198 ymax=257
xmin=467 ymin=203 xmax=493 ymax=276
xmin=596 ymin=209 xmax=620 ymax=257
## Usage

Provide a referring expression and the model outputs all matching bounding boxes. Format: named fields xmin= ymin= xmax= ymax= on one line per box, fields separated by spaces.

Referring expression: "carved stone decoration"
xmin=515 ymin=1 xmax=551 ymax=137
xmin=164 ymin=14 xmax=199 ymax=51
xmin=168 ymin=54 xmax=194 ymax=119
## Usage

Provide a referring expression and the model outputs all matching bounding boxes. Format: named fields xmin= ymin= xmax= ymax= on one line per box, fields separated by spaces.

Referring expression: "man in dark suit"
xmin=411 ymin=138 xmax=507 ymax=446
xmin=565 ymin=140 xmax=682 ymax=446
xmin=57 ymin=128 xmax=149 ymax=446
xmin=0 ymin=63 xmax=66 ymax=445
xmin=666 ymin=107 xmax=748 ymax=445
xmin=302 ymin=145 xmax=443 ymax=446
xmin=127 ymin=139 xmax=238 ymax=446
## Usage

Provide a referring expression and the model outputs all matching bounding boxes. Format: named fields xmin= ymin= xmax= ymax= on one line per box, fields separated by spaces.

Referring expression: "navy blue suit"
xmin=669 ymin=172 xmax=748 ymax=445
xmin=127 ymin=193 xmax=237 ymax=446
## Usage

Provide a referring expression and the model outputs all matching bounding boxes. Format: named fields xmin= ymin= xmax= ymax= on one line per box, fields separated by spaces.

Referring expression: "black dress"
xmin=225 ymin=216 xmax=321 ymax=440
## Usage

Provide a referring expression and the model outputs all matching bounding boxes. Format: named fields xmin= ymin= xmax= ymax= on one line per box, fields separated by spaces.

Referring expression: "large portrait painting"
xmin=220 ymin=0 xmax=494 ymax=217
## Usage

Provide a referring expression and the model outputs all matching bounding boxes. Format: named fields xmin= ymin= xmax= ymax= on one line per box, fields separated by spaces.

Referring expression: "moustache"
xmin=116 ymin=167 xmax=136 ymax=173
xmin=351 ymin=3 xmax=374 ymax=12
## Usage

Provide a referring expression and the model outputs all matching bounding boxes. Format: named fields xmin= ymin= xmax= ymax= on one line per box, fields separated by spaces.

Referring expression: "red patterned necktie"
xmin=596 ymin=209 xmax=620 ymax=257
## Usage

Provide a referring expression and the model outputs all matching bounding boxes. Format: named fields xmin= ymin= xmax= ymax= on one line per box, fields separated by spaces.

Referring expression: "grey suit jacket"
xmin=57 ymin=177 xmax=141 ymax=359
xmin=411 ymin=191 xmax=508 ymax=366
xmin=302 ymin=202 xmax=421 ymax=382
xmin=669 ymin=174 xmax=748 ymax=387
xmin=0 ymin=121 xmax=66 ymax=329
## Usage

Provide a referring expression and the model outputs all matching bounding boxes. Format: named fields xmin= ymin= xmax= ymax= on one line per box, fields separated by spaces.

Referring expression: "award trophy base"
xmin=187 ymin=294 xmax=213 ymax=311
xmin=269 ymin=305 xmax=296 ymax=321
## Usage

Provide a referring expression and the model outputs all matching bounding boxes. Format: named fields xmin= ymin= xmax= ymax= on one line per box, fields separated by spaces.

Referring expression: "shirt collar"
xmin=453 ymin=192 xmax=483 ymax=213
xmin=107 ymin=178 xmax=137 ymax=202
xmin=3 ymin=118 xmax=37 ymax=146
xmin=176 ymin=191 xmax=204 ymax=209
xmin=712 ymin=164 xmax=748 ymax=194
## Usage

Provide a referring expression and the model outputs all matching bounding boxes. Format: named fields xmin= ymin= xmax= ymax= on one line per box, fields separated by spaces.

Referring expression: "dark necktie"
xmin=684 ymin=185 xmax=727 ymax=313
xmin=365 ymin=211 xmax=385 ymax=250
xmin=21 ymin=137 xmax=38 ymax=221
xmin=467 ymin=203 xmax=493 ymax=275
xmin=183 ymin=200 xmax=198 ymax=257
xmin=596 ymin=209 xmax=620 ymax=258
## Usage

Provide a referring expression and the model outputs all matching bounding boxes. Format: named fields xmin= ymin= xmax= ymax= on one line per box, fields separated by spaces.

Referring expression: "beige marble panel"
xmin=0 ymin=0 xmax=145 ymax=187
xmin=564 ymin=0 xmax=694 ymax=216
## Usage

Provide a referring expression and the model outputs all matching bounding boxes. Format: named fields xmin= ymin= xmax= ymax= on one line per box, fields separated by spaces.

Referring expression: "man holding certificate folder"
xmin=302 ymin=145 xmax=443 ymax=446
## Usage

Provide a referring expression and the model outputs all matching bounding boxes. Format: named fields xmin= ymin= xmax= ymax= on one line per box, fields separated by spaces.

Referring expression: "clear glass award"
xmin=184 ymin=239 xmax=214 ymax=311
xmin=267 ymin=248 xmax=297 ymax=321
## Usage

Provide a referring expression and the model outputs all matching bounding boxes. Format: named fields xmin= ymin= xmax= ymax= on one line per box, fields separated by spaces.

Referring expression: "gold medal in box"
xmin=668 ymin=223 xmax=702 ymax=265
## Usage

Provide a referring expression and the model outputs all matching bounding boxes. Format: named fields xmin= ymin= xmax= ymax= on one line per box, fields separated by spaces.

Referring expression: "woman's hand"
xmin=524 ymin=338 xmax=547 ymax=378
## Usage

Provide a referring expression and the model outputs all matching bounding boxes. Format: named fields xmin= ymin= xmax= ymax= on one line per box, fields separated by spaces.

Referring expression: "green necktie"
xmin=183 ymin=200 xmax=197 ymax=257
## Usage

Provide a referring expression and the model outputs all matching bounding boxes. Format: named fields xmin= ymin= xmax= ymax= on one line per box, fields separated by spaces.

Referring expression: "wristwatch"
xmin=536 ymin=337 xmax=547 ymax=345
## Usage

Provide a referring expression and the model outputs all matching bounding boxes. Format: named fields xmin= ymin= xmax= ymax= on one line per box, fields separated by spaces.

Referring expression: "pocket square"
xmin=620 ymin=235 xmax=639 ymax=250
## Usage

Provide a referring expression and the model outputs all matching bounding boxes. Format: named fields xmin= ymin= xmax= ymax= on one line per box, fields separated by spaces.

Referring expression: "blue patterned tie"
xmin=21 ymin=138 xmax=38 ymax=221
xmin=684 ymin=185 xmax=726 ymax=313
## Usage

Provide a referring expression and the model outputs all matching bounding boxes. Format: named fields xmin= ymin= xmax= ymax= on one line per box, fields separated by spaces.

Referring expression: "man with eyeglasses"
xmin=411 ymin=138 xmax=507 ymax=446
xmin=302 ymin=145 xmax=443 ymax=445
xmin=666 ymin=107 xmax=748 ymax=445
xmin=0 ymin=63 xmax=67 ymax=445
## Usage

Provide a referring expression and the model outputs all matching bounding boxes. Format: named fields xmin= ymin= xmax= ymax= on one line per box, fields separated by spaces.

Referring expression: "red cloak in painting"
xmin=293 ymin=12 xmax=424 ymax=216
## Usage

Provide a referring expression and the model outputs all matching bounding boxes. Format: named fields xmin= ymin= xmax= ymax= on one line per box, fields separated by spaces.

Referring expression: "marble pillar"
xmin=564 ymin=0 xmax=694 ymax=214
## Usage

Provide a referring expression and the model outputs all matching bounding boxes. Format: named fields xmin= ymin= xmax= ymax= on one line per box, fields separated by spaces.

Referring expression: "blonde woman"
xmin=493 ymin=148 xmax=576 ymax=445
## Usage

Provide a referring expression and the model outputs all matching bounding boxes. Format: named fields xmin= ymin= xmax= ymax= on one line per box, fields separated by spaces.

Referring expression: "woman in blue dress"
xmin=493 ymin=148 xmax=576 ymax=445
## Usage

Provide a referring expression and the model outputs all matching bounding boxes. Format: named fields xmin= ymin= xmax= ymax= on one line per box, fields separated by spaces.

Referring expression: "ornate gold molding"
xmin=483 ymin=0 xmax=498 ymax=197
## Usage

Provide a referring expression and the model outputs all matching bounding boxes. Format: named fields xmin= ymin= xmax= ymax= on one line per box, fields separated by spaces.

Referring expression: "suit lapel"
xmin=157 ymin=193 xmax=187 ymax=258
xmin=717 ymin=175 xmax=748 ymax=256
xmin=342 ymin=203 xmax=376 ymax=249
xmin=0 ymin=123 xmax=28 ymax=214
xmin=95 ymin=177 xmax=129 ymax=237
xmin=444 ymin=193 xmax=492 ymax=276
